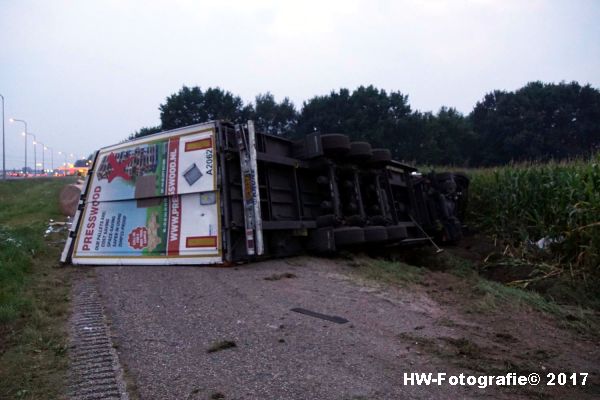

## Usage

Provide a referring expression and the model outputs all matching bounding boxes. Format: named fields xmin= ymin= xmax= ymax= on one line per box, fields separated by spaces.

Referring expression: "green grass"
xmin=473 ymin=279 xmax=563 ymax=314
xmin=350 ymin=257 xmax=425 ymax=286
xmin=357 ymin=251 xmax=599 ymax=334
xmin=0 ymin=177 xmax=75 ymax=399
xmin=0 ymin=225 xmax=35 ymax=323
xmin=473 ymin=279 xmax=598 ymax=334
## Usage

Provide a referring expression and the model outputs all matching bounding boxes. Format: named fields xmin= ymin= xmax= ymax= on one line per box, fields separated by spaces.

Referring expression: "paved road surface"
xmin=92 ymin=257 xmax=478 ymax=400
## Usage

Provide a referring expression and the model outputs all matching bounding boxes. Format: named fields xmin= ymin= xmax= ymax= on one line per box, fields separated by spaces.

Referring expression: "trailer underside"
xmin=62 ymin=120 xmax=469 ymax=266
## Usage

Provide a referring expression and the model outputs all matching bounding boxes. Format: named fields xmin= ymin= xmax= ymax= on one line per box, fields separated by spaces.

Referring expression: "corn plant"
xmin=467 ymin=154 xmax=600 ymax=280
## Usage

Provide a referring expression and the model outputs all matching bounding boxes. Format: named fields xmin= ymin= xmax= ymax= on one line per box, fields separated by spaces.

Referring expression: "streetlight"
xmin=58 ymin=151 xmax=67 ymax=176
xmin=10 ymin=118 xmax=28 ymax=175
xmin=37 ymin=141 xmax=46 ymax=174
xmin=29 ymin=133 xmax=37 ymax=176
xmin=45 ymin=145 xmax=54 ymax=174
xmin=0 ymin=94 xmax=5 ymax=180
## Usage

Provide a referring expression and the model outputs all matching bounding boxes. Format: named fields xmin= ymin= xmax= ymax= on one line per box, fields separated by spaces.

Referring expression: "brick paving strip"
xmin=68 ymin=273 xmax=129 ymax=400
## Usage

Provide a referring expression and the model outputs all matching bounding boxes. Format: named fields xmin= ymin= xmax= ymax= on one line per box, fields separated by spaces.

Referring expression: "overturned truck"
xmin=61 ymin=120 xmax=469 ymax=266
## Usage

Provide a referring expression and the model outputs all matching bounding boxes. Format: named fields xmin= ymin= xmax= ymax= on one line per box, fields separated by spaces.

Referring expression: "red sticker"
xmin=128 ymin=227 xmax=148 ymax=249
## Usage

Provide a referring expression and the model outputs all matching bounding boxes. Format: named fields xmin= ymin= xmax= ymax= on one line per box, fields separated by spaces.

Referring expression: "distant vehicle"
xmin=54 ymin=166 xmax=90 ymax=177
xmin=62 ymin=121 xmax=469 ymax=266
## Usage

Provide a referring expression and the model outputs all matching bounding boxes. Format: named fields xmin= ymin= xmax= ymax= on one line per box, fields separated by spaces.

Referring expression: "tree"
xmin=296 ymin=85 xmax=412 ymax=150
xmin=424 ymin=107 xmax=476 ymax=165
xmin=470 ymin=81 xmax=600 ymax=165
xmin=296 ymin=86 xmax=475 ymax=165
xmin=129 ymin=81 xmax=600 ymax=166
xmin=159 ymin=86 xmax=250 ymax=130
xmin=128 ymin=125 xmax=162 ymax=140
xmin=250 ymin=93 xmax=298 ymax=136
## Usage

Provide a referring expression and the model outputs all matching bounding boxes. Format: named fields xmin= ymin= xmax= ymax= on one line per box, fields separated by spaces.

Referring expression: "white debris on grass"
xmin=0 ymin=226 xmax=23 ymax=248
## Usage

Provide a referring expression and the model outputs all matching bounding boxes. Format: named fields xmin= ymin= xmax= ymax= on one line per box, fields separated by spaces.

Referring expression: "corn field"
xmin=467 ymin=154 xmax=600 ymax=281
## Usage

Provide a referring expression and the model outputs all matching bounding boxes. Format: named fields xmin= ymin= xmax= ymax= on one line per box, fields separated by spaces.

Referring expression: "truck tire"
xmin=333 ymin=227 xmax=365 ymax=246
xmin=435 ymin=172 xmax=457 ymax=194
xmin=386 ymin=225 xmax=408 ymax=241
xmin=453 ymin=172 xmax=470 ymax=189
xmin=345 ymin=214 xmax=365 ymax=227
xmin=363 ymin=226 xmax=388 ymax=243
xmin=369 ymin=215 xmax=387 ymax=226
xmin=309 ymin=228 xmax=336 ymax=253
xmin=321 ymin=134 xmax=350 ymax=156
xmin=370 ymin=148 xmax=392 ymax=163
xmin=316 ymin=214 xmax=339 ymax=227
xmin=347 ymin=142 xmax=372 ymax=160
xmin=443 ymin=217 xmax=463 ymax=244
xmin=435 ymin=172 xmax=454 ymax=182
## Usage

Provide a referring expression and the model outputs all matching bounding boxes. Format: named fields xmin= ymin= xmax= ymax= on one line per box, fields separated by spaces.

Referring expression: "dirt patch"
xmin=346 ymin=254 xmax=600 ymax=398
xmin=264 ymin=272 xmax=297 ymax=281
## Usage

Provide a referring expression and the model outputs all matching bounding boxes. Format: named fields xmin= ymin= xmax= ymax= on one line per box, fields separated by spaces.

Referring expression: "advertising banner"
xmin=91 ymin=130 xmax=216 ymax=202
xmin=70 ymin=124 xmax=222 ymax=265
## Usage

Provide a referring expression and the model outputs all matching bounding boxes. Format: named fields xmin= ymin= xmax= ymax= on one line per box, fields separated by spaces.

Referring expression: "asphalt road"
xmin=92 ymin=257 xmax=479 ymax=400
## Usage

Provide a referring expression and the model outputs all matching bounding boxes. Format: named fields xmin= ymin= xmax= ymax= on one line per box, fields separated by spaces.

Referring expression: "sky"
xmin=1 ymin=0 xmax=599 ymax=171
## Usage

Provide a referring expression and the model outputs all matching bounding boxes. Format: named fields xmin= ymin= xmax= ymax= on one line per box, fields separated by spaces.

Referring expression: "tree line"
xmin=131 ymin=81 xmax=600 ymax=166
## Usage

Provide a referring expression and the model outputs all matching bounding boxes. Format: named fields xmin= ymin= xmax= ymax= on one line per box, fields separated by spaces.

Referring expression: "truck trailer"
xmin=61 ymin=120 xmax=469 ymax=266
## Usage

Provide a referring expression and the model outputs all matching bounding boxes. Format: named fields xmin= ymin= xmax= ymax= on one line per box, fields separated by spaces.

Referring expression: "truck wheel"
xmin=321 ymin=134 xmax=350 ymax=156
xmin=370 ymin=148 xmax=392 ymax=163
xmin=435 ymin=172 xmax=454 ymax=182
xmin=316 ymin=214 xmax=339 ymax=227
xmin=345 ymin=214 xmax=365 ymax=227
xmin=363 ymin=226 xmax=388 ymax=243
xmin=443 ymin=217 xmax=463 ymax=244
xmin=309 ymin=228 xmax=336 ymax=253
xmin=369 ymin=215 xmax=387 ymax=226
xmin=347 ymin=142 xmax=372 ymax=160
xmin=333 ymin=227 xmax=365 ymax=246
xmin=435 ymin=172 xmax=457 ymax=194
xmin=453 ymin=172 xmax=470 ymax=189
xmin=386 ymin=225 xmax=408 ymax=241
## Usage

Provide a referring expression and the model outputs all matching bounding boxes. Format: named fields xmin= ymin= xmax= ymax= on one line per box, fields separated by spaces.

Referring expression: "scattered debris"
xmin=44 ymin=218 xmax=72 ymax=238
xmin=264 ymin=272 xmax=297 ymax=281
xmin=0 ymin=226 xmax=22 ymax=247
xmin=207 ymin=340 xmax=237 ymax=353
xmin=532 ymin=236 xmax=564 ymax=250
xmin=291 ymin=308 xmax=349 ymax=324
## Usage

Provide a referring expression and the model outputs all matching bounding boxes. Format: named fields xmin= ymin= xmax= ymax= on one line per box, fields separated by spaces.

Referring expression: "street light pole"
xmin=30 ymin=133 xmax=37 ymax=176
xmin=45 ymin=145 xmax=53 ymax=174
xmin=0 ymin=94 xmax=5 ymax=180
xmin=38 ymin=141 xmax=45 ymax=174
xmin=10 ymin=118 xmax=28 ymax=175
xmin=58 ymin=151 xmax=67 ymax=176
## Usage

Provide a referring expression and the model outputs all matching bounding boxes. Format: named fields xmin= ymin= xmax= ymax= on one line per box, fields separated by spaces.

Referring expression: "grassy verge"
xmin=348 ymin=257 xmax=425 ymax=286
xmin=352 ymin=248 xmax=599 ymax=334
xmin=0 ymin=178 xmax=75 ymax=399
